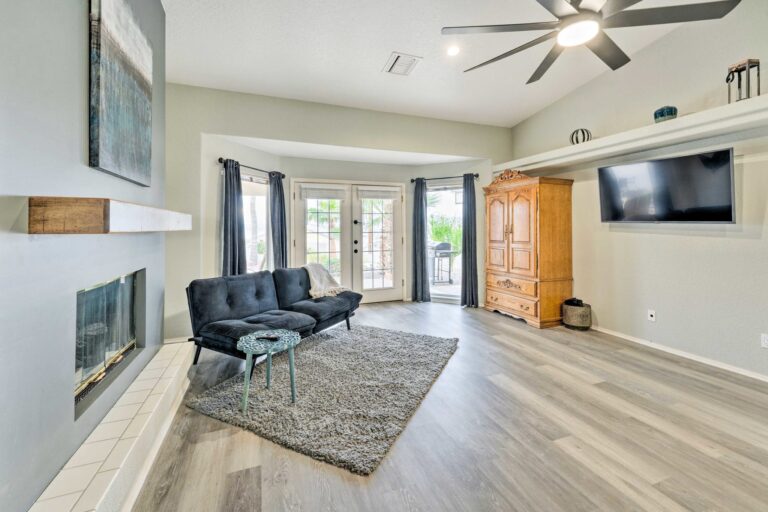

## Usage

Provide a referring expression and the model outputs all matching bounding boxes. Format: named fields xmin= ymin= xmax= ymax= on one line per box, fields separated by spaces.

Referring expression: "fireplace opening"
xmin=75 ymin=271 xmax=141 ymax=405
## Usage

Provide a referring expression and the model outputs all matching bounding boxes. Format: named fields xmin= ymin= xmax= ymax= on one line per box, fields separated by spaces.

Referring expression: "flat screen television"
xmin=598 ymin=149 xmax=735 ymax=223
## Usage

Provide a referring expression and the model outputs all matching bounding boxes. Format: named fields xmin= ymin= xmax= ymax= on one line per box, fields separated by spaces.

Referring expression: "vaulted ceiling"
xmin=164 ymin=0 xmax=714 ymax=127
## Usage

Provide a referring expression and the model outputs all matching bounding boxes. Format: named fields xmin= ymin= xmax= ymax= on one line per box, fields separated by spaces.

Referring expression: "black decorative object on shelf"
xmin=570 ymin=128 xmax=592 ymax=145
xmin=727 ymin=59 xmax=761 ymax=103
xmin=654 ymin=106 xmax=678 ymax=123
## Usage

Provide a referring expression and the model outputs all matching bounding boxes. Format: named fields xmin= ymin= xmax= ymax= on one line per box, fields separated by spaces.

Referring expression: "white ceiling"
xmin=164 ymin=0 xmax=711 ymax=127
xmin=225 ymin=136 xmax=480 ymax=165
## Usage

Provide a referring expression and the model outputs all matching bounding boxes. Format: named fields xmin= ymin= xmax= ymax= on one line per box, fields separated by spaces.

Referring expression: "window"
xmin=242 ymin=179 xmax=270 ymax=272
xmin=305 ymin=198 xmax=342 ymax=283
xmin=427 ymin=188 xmax=463 ymax=299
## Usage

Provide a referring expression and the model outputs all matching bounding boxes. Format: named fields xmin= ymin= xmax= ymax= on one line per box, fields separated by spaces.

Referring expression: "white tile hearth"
xmin=30 ymin=342 xmax=194 ymax=512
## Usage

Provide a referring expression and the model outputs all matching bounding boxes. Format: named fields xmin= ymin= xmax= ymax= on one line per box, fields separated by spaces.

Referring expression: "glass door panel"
xmin=293 ymin=184 xmax=352 ymax=287
xmin=304 ymin=198 xmax=343 ymax=283
xmin=361 ymin=198 xmax=395 ymax=290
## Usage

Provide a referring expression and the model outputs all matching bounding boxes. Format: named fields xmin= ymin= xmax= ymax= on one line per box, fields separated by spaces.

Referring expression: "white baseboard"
xmin=164 ymin=336 xmax=189 ymax=344
xmin=593 ymin=325 xmax=768 ymax=385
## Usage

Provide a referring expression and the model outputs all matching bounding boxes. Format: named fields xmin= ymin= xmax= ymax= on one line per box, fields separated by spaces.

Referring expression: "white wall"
xmin=507 ymin=0 xmax=768 ymax=377
xmin=165 ymin=85 xmax=514 ymax=337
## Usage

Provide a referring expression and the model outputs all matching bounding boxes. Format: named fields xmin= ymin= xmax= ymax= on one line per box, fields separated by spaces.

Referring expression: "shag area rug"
xmin=187 ymin=325 xmax=458 ymax=475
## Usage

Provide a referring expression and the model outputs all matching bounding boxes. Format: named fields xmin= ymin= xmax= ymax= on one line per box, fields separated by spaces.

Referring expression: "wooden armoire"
xmin=483 ymin=170 xmax=573 ymax=328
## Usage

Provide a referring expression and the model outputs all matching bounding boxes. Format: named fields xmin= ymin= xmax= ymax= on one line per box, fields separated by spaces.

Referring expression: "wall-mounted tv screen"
xmin=598 ymin=149 xmax=735 ymax=223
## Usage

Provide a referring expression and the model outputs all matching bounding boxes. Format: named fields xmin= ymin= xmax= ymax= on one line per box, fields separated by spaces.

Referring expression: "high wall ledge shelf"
xmin=28 ymin=197 xmax=192 ymax=234
xmin=495 ymin=95 xmax=768 ymax=176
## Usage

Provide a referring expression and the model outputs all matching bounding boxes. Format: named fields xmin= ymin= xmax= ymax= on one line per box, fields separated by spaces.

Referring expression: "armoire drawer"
xmin=486 ymin=273 xmax=537 ymax=298
xmin=486 ymin=290 xmax=538 ymax=317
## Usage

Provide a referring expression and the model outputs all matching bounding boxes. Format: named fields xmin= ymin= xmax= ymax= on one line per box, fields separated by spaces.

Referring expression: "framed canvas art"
xmin=89 ymin=0 xmax=153 ymax=186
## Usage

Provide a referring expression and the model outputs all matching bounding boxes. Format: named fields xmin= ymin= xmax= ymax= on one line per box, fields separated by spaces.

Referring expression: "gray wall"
xmin=0 ymin=1 xmax=166 ymax=510
xmin=507 ymin=0 xmax=768 ymax=377
xmin=165 ymin=85 xmax=515 ymax=338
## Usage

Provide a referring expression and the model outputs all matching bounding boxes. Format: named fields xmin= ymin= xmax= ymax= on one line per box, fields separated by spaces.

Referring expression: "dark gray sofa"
xmin=186 ymin=268 xmax=362 ymax=365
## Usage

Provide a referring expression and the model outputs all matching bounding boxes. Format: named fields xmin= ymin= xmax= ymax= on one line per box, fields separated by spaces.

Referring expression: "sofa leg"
xmin=193 ymin=345 xmax=202 ymax=365
xmin=345 ymin=315 xmax=351 ymax=330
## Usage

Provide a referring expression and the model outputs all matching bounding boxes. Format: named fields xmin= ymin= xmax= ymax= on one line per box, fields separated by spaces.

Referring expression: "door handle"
xmin=353 ymin=219 xmax=359 ymax=225
xmin=354 ymin=249 xmax=359 ymax=254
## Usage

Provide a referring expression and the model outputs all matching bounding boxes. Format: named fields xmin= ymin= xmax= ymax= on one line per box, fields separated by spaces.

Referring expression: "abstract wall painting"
xmin=89 ymin=0 xmax=153 ymax=186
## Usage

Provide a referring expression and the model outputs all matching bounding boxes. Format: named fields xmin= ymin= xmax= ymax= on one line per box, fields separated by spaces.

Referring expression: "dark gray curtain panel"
xmin=412 ymin=178 xmax=431 ymax=302
xmin=222 ymin=159 xmax=246 ymax=276
xmin=461 ymin=173 xmax=479 ymax=307
xmin=269 ymin=172 xmax=288 ymax=269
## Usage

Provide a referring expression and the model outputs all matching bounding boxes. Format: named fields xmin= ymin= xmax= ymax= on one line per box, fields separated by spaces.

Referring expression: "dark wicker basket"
xmin=563 ymin=303 xmax=592 ymax=331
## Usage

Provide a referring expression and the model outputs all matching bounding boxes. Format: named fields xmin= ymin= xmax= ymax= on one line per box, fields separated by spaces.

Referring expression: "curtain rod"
xmin=218 ymin=157 xmax=286 ymax=179
xmin=410 ymin=173 xmax=479 ymax=183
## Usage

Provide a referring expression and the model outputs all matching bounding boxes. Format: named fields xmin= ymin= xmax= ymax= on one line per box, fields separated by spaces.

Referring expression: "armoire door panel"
xmin=510 ymin=194 xmax=531 ymax=243
xmin=488 ymin=247 xmax=506 ymax=270
xmin=486 ymin=193 xmax=508 ymax=272
xmin=487 ymin=195 xmax=507 ymax=245
xmin=508 ymin=188 xmax=537 ymax=277
xmin=510 ymin=249 xmax=536 ymax=277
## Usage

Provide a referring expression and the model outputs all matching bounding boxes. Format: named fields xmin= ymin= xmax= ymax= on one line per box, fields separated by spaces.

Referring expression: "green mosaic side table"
xmin=237 ymin=329 xmax=302 ymax=413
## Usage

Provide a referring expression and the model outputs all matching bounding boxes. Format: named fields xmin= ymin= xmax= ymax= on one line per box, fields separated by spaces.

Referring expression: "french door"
xmin=292 ymin=181 xmax=404 ymax=303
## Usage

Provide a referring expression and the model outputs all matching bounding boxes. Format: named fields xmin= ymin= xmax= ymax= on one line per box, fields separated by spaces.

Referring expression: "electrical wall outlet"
xmin=761 ymin=334 xmax=768 ymax=349
xmin=647 ymin=309 xmax=656 ymax=322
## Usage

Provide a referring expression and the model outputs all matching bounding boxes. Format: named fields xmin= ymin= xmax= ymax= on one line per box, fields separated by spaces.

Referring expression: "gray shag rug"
xmin=186 ymin=325 xmax=458 ymax=475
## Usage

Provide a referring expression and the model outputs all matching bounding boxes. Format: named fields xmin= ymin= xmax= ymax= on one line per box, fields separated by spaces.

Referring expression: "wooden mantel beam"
xmin=28 ymin=197 xmax=192 ymax=234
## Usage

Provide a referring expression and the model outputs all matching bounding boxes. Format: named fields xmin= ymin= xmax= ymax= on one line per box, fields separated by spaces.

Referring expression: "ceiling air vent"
xmin=383 ymin=52 xmax=422 ymax=76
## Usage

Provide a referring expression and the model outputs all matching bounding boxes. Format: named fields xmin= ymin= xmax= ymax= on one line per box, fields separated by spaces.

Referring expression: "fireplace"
xmin=75 ymin=270 xmax=141 ymax=404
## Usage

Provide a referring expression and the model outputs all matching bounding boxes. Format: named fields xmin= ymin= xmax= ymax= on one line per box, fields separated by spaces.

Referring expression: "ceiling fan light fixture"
xmin=557 ymin=16 xmax=601 ymax=47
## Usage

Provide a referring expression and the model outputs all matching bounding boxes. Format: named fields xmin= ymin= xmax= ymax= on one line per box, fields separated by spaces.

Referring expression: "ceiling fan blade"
xmin=527 ymin=44 xmax=565 ymax=84
xmin=604 ymin=0 xmax=742 ymax=28
xmin=586 ymin=31 xmax=631 ymax=70
xmin=465 ymin=32 xmax=557 ymax=72
xmin=600 ymin=0 xmax=643 ymax=18
xmin=571 ymin=0 xmax=584 ymax=8
xmin=442 ymin=21 xmax=560 ymax=35
xmin=534 ymin=0 xmax=579 ymax=18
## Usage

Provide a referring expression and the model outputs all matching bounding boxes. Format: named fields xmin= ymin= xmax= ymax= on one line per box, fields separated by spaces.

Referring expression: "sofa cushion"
xmin=243 ymin=310 xmax=316 ymax=332
xmin=289 ymin=296 xmax=350 ymax=322
xmin=272 ymin=268 xmax=311 ymax=309
xmin=337 ymin=290 xmax=363 ymax=311
xmin=199 ymin=319 xmax=271 ymax=347
xmin=187 ymin=271 xmax=279 ymax=336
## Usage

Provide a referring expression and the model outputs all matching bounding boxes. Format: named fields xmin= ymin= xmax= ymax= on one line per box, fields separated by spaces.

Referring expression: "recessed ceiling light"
xmin=447 ymin=46 xmax=460 ymax=57
xmin=557 ymin=19 xmax=600 ymax=47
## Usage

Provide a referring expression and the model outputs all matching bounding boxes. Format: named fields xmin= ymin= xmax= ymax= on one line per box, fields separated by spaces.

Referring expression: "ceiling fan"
xmin=442 ymin=0 xmax=742 ymax=83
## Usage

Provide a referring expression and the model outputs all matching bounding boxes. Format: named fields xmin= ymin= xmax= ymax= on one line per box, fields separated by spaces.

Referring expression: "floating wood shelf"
xmin=28 ymin=197 xmax=192 ymax=234
xmin=496 ymin=95 xmax=768 ymax=175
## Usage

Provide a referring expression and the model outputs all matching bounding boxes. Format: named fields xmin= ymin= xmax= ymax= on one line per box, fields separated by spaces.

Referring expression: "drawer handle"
xmin=521 ymin=305 xmax=530 ymax=311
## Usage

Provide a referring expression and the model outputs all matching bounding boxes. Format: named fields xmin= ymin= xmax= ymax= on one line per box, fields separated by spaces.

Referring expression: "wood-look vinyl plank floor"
xmin=133 ymin=302 xmax=768 ymax=512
